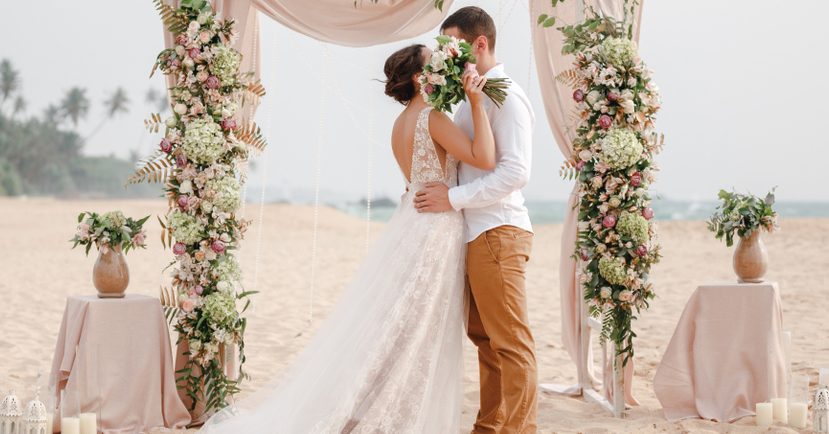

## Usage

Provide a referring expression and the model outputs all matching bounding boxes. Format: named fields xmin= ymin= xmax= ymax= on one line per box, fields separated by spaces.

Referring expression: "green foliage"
xmin=358 ymin=0 xmax=443 ymax=10
xmin=707 ymin=189 xmax=778 ymax=247
xmin=70 ymin=211 xmax=150 ymax=255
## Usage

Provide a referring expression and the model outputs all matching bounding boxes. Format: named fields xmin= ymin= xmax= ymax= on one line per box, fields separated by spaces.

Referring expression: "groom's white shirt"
xmin=448 ymin=64 xmax=534 ymax=243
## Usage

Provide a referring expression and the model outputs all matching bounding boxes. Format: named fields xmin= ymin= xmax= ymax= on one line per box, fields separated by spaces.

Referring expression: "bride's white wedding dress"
xmin=201 ymin=107 xmax=465 ymax=433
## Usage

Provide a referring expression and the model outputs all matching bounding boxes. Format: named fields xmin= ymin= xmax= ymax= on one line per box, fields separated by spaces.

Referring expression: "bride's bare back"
xmin=391 ymin=106 xmax=447 ymax=184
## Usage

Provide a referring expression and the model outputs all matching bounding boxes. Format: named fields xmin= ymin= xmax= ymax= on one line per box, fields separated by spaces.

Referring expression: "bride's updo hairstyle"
xmin=383 ymin=44 xmax=426 ymax=105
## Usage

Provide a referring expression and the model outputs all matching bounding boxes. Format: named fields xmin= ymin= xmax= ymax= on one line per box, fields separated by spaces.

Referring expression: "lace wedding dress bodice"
xmin=201 ymin=107 xmax=465 ymax=434
xmin=410 ymin=107 xmax=458 ymax=188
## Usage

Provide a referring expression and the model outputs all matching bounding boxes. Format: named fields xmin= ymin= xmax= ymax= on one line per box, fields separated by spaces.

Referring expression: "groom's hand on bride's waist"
xmin=414 ymin=182 xmax=452 ymax=213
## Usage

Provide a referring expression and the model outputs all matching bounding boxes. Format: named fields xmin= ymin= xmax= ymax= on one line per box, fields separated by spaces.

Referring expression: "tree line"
xmin=0 ymin=58 xmax=168 ymax=197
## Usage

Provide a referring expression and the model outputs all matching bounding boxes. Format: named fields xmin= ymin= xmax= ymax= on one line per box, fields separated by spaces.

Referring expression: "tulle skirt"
xmin=201 ymin=187 xmax=466 ymax=433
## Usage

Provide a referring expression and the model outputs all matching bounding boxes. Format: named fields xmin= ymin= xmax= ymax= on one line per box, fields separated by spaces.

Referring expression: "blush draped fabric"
xmin=162 ymin=0 xmax=453 ymax=121
xmin=529 ymin=0 xmax=643 ymax=404
xmin=49 ymin=295 xmax=191 ymax=433
xmin=653 ymin=283 xmax=788 ymax=422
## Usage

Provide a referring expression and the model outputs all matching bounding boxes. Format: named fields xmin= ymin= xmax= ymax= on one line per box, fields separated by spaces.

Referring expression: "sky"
xmin=1 ymin=0 xmax=827 ymax=203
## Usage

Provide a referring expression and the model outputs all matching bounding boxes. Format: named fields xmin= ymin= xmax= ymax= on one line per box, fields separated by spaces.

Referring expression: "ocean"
xmin=339 ymin=199 xmax=829 ymax=224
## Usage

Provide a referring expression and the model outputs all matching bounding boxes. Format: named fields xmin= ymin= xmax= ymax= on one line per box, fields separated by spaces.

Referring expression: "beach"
xmin=0 ymin=197 xmax=826 ymax=433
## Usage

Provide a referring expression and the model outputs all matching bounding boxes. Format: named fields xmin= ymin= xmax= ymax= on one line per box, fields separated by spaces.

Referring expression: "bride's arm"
xmin=428 ymin=75 xmax=495 ymax=170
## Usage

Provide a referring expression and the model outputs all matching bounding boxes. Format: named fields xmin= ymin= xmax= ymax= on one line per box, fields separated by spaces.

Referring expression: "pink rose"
xmin=173 ymin=242 xmax=187 ymax=256
xmin=187 ymin=196 xmax=200 ymax=210
xmin=607 ymin=91 xmax=619 ymax=102
xmin=175 ymin=154 xmax=188 ymax=167
xmin=579 ymin=250 xmax=589 ymax=261
xmin=573 ymin=89 xmax=585 ymax=102
xmin=602 ymin=214 xmax=617 ymax=228
xmin=576 ymin=160 xmax=586 ymax=170
xmin=205 ymin=75 xmax=220 ymax=89
xmin=424 ymin=84 xmax=434 ymax=95
xmin=194 ymin=285 xmax=204 ymax=295
xmin=220 ymin=118 xmax=237 ymax=131
xmin=132 ymin=231 xmax=146 ymax=247
xmin=188 ymin=48 xmax=200 ymax=59
xmin=211 ymin=240 xmax=226 ymax=254
xmin=630 ymin=172 xmax=642 ymax=187
xmin=634 ymin=245 xmax=648 ymax=257
xmin=598 ymin=114 xmax=613 ymax=130
xmin=642 ymin=207 xmax=654 ymax=220
xmin=175 ymin=35 xmax=187 ymax=45
xmin=170 ymin=59 xmax=181 ymax=69
xmin=199 ymin=31 xmax=211 ymax=43
xmin=177 ymin=195 xmax=189 ymax=209
xmin=181 ymin=299 xmax=195 ymax=312
xmin=160 ymin=138 xmax=172 ymax=153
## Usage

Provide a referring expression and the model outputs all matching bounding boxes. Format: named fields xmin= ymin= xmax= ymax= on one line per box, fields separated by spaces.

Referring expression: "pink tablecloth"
xmin=653 ymin=282 xmax=787 ymax=422
xmin=49 ymin=294 xmax=191 ymax=433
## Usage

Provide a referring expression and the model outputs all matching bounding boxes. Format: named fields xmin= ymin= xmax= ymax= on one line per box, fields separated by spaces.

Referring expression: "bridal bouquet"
xmin=71 ymin=211 xmax=149 ymax=255
xmin=419 ymin=35 xmax=509 ymax=113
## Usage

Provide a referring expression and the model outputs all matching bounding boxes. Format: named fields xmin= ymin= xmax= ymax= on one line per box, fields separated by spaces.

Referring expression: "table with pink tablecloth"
xmin=49 ymin=294 xmax=191 ymax=433
xmin=653 ymin=282 xmax=787 ymax=422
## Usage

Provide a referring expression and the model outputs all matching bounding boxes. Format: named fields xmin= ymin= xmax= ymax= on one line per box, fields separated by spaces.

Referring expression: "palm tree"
xmin=86 ymin=87 xmax=130 ymax=140
xmin=145 ymin=87 xmax=169 ymax=114
xmin=11 ymin=96 xmax=25 ymax=119
xmin=43 ymin=104 xmax=63 ymax=125
xmin=1 ymin=59 xmax=21 ymax=113
xmin=60 ymin=87 xmax=90 ymax=127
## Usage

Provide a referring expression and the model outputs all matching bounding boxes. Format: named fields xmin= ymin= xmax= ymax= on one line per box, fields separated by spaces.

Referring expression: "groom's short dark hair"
xmin=441 ymin=6 xmax=496 ymax=52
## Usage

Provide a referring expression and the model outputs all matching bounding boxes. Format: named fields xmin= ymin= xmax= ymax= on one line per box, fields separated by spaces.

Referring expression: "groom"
xmin=415 ymin=6 xmax=537 ymax=434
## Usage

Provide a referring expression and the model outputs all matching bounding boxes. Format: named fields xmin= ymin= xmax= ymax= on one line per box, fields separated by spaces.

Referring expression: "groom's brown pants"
xmin=467 ymin=225 xmax=537 ymax=434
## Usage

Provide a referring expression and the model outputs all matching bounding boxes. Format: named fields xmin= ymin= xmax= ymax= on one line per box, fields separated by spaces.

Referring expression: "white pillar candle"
xmin=79 ymin=412 xmax=97 ymax=434
xmin=771 ymin=397 xmax=788 ymax=423
xmin=756 ymin=402 xmax=773 ymax=427
xmin=62 ymin=416 xmax=81 ymax=434
xmin=789 ymin=402 xmax=808 ymax=429
xmin=820 ymin=368 xmax=829 ymax=386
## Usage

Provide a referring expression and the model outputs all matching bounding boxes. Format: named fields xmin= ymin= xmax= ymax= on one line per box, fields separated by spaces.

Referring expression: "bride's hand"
xmin=463 ymin=71 xmax=487 ymax=107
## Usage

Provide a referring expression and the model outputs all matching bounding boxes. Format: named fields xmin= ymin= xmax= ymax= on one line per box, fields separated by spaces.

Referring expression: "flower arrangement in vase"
xmin=707 ymin=189 xmax=778 ymax=283
xmin=70 ymin=211 xmax=149 ymax=298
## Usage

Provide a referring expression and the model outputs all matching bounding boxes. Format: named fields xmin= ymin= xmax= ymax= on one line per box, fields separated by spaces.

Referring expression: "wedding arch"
xmin=132 ymin=0 xmax=658 ymax=421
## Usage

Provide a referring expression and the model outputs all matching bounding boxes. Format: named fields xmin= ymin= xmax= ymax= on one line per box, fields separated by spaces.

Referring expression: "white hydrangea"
xmin=204 ymin=176 xmax=241 ymax=213
xmin=599 ymin=127 xmax=644 ymax=170
xmin=598 ymin=37 xmax=638 ymax=67
xmin=181 ymin=117 xmax=225 ymax=165
xmin=209 ymin=45 xmax=241 ymax=86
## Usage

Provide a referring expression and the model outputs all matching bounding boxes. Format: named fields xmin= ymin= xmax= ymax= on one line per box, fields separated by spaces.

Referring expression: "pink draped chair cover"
xmin=159 ymin=0 xmax=452 ymax=422
xmin=529 ymin=0 xmax=642 ymax=405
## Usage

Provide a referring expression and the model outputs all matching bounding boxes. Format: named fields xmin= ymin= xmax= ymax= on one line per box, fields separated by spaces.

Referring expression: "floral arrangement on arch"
xmin=129 ymin=0 xmax=267 ymax=415
xmin=541 ymin=0 xmax=663 ymax=364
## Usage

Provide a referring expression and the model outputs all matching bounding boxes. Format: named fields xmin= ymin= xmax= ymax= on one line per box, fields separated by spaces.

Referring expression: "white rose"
xmin=182 ymin=57 xmax=194 ymax=68
xmin=216 ymin=281 xmax=231 ymax=292
xmin=586 ymin=90 xmax=602 ymax=106
xmin=429 ymin=51 xmax=447 ymax=72
xmin=179 ymin=180 xmax=193 ymax=194
xmin=609 ymin=197 xmax=621 ymax=208
xmin=175 ymin=45 xmax=186 ymax=57
xmin=196 ymin=70 xmax=208 ymax=82
xmin=620 ymin=99 xmax=635 ymax=113
xmin=174 ymin=103 xmax=188 ymax=115
xmin=627 ymin=77 xmax=637 ymax=87
xmin=578 ymin=149 xmax=592 ymax=161
xmin=600 ymin=287 xmax=612 ymax=299
xmin=188 ymin=21 xmax=201 ymax=33
xmin=165 ymin=117 xmax=178 ymax=128
xmin=596 ymin=244 xmax=607 ymax=253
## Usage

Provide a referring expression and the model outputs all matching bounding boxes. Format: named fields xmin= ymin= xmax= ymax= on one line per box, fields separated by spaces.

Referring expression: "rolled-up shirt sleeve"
xmin=447 ymin=96 xmax=533 ymax=211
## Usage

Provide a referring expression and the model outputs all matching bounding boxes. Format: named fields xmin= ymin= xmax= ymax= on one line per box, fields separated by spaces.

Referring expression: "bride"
xmin=200 ymin=44 xmax=495 ymax=433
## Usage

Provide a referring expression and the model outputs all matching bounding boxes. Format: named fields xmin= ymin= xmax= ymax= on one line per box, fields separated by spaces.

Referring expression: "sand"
xmin=0 ymin=197 xmax=826 ymax=433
